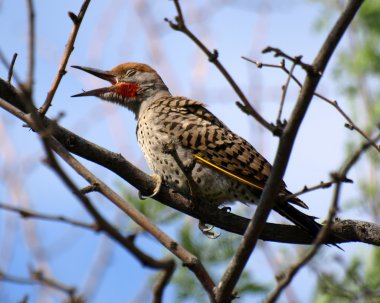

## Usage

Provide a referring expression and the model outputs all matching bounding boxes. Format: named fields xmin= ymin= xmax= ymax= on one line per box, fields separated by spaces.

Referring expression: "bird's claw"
xmin=220 ymin=206 xmax=231 ymax=212
xmin=138 ymin=174 xmax=162 ymax=200
xmin=198 ymin=221 xmax=220 ymax=239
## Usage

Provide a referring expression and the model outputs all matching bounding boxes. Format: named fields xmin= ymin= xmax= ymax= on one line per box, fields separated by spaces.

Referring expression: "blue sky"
xmin=0 ymin=1 xmax=367 ymax=302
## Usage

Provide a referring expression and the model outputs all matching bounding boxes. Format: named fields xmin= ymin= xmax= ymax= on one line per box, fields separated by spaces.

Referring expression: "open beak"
xmin=71 ymin=65 xmax=116 ymax=97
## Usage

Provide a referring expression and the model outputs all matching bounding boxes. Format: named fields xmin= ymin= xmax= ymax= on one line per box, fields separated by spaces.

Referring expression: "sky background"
xmin=0 ymin=1 xmax=370 ymax=302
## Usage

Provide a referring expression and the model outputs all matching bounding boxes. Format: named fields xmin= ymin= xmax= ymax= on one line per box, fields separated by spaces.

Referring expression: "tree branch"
xmin=0 ymin=269 xmax=82 ymax=302
xmin=7 ymin=53 xmax=18 ymax=83
xmin=26 ymin=0 xmax=35 ymax=99
xmin=152 ymin=258 xmax=176 ymax=303
xmin=265 ymin=128 xmax=376 ymax=302
xmin=0 ymin=202 xmax=97 ymax=230
xmin=214 ymin=1 xmax=364 ymax=302
xmin=165 ymin=0 xmax=276 ymax=134
xmin=39 ymin=0 xmax=91 ymax=116
xmin=242 ymin=56 xmax=380 ymax=152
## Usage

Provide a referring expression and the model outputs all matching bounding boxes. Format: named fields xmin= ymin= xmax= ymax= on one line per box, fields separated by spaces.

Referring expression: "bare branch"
xmin=165 ymin=0 xmax=276 ymax=134
xmin=262 ymin=47 xmax=316 ymax=75
xmin=244 ymin=54 xmax=380 ymax=153
xmin=26 ymin=0 xmax=35 ymax=98
xmin=276 ymin=57 xmax=299 ymax=128
xmin=214 ymin=1 xmax=364 ymax=302
xmin=43 ymin=136 xmax=216 ymax=299
xmin=0 ymin=269 xmax=83 ymax=302
xmin=0 ymin=50 xmax=24 ymax=91
xmin=152 ymin=259 xmax=176 ymax=303
xmin=39 ymin=0 xmax=91 ymax=116
xmin=285 ymin=178 xmax=353 ymax=201
xmin=21 ymin=93 xmax=217 ymax=300
xmin=328 ymin=99 xmax=380 ymax=152
xmin=7 ymin=53 xmax=18 ymax=83
xmin=0 ymin=202 xmax=97 ymax=230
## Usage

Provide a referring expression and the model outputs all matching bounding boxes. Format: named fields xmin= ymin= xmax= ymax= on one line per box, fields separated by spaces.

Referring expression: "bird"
xmin=71 ymin=62 xmax=322 ymax=239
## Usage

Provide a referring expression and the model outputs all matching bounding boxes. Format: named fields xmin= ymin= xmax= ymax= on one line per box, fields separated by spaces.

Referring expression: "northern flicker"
xmin=72 ymin=62 xmax=322 ymax=238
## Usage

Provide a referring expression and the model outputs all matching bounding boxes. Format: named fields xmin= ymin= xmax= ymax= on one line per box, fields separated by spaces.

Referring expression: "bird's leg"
xmin=138 ymin=174 xmax=162 ymax=200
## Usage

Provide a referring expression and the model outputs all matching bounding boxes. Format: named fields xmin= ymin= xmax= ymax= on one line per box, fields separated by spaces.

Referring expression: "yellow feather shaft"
xmin=193 ymin=155 xmax=263 ymax=191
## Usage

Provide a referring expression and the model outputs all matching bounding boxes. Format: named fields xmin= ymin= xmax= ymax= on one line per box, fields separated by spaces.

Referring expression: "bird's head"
xmin=71 ymin=62 xmax=170 ymax=117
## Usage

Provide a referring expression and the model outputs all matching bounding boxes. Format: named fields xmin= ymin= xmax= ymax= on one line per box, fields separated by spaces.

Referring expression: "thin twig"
xmin=165 ymin=0 xmax=276 ymax=134
xmin=276 ymin=58 xmax=299 ymax=127
xmin=243 ymin=56 xmax=380 ymax=152
xmin=0 ymin=269 xmax=81 ymax=302
xmin=26 ymin=0 xmax=35 ymax=98
xmin=262 ymin=47 xmax=316 ymax=75
xmin=329 ymin=100 xmax=380 ymax=152
xmin=214 ymin=1 xmax=364 ymax=302
xmin=0 ymin=202 xmax=97 ymax=230
xmin=7 ymin=53 xmax=17 ymax=83
xmin=285 ymin=178 xmax=353 ymax=201
xmin=152 ymin=259 xmax=176 ymax=303
xmin=39 ymin=0 xmax=91 ymax=116
xmin=0 ymin=50 xmax=23 ymax=89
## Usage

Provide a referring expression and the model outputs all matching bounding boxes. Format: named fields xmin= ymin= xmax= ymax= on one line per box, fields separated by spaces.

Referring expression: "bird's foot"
xmin=138 ymin=174 xmax=162 ymax=200
xmin=220 ymin=206 xmax=231 ymax=213
xmin=198 ymin=221 xmax=220 ymax=239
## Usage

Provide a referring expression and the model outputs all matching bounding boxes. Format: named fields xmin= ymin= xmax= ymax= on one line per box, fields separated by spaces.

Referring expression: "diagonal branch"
xmin=214 ymin=1 xmax=364 ymax=302
xmin=25 ymin=0 xmax=35 ymax=99
xmin=276 ymin=57 xmax=299 ymax=127
xmin=0 ymin=269 xmax=82 ymax=302
xmin=44 ymin=136 xmax=216 ymax=299
xmin=7 ymin=53 xmax=18 ymax=83
xmin=242 ymin=56 xmax=380 ymax=152
xmin=39 ymin=0 xmax=91 ymax=116
xmin=265 ymin=130 xmax=379 ymax=303
xmin=16 ymin=91 xmax=217 ymax=300
xmin=285 ymin=178 xmax=353 ymax=201
xmin=165 ymin=0 xmax=276 ymax=134
xmin=0 ymin=202 xmax=96 ymax=230
xmin=152 ymin=258 xmax=176 ymax=303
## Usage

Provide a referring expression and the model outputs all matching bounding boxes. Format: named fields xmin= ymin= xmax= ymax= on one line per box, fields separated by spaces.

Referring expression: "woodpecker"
xmin=72 ymin=62 xmax=322 ymax=238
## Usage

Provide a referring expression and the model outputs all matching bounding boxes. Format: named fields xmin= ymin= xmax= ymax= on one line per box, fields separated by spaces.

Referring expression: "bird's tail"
xmin=273 ymin=202 xmax=322 ymax=238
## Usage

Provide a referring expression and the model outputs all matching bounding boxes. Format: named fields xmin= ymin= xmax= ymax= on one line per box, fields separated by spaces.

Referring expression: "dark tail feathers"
xmin=273 ymin=203 xmax=321 ymax=238
xmin=273 ymin=202 xmax=342 ymax=249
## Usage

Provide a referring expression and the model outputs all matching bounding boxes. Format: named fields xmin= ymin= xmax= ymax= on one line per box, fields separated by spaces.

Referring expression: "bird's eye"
xmin=127 ymin=69 xmax=136 ymax=77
